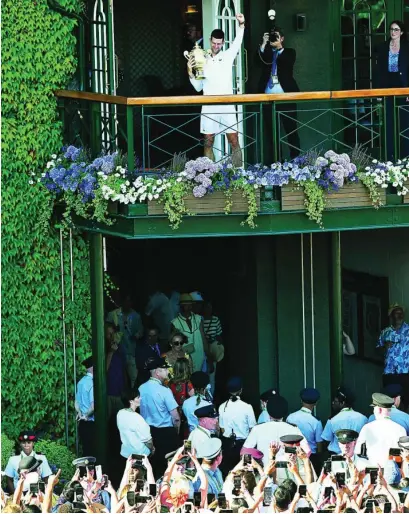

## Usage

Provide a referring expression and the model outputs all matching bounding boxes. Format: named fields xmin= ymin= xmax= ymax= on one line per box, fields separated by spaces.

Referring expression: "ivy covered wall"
xmin=2 ymin=0 xmax=91 ymax=443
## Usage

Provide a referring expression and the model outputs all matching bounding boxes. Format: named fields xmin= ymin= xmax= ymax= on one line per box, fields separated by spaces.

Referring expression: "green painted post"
xmin=127 ymin=106 xmax=135 ymax=172
xmin=330 ymin=231 xmax=343 ymax=393
xmin=89 ymin=233 xmax=107 ymax=467
xmin=394 ymin=96 xmax=399 ymax=160
xmin=259 ymin=103 xmax=264 ymax=164
xmin=141 ymin=106 xmax=146 ymax=169
xmin=271 ymin=102 xmax=278 ymax=162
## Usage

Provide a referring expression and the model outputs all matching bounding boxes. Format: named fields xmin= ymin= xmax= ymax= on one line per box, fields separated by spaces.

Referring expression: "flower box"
xmin=118 ymin=203 xmax=148 ymax=216
xmin=404 ymin=181 xmax=409 ymax=205
xmin=147 ymin=190 xmax=261 ymax=216
xmin=281 ymin=183 xmax=386 ymax=211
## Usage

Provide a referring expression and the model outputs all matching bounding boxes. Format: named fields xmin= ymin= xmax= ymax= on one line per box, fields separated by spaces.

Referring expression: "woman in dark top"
xmin=374 ymin=20 xmax=409 ymax=159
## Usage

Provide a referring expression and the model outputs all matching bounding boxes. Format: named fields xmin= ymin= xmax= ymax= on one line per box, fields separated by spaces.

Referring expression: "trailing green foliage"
xmin=1 ymin=434 xmax=15 ymax=471
xmin=35 ymin=439 xmax=76 ymax=482
xmin=2 ymin=0 xmax=91 ymax=446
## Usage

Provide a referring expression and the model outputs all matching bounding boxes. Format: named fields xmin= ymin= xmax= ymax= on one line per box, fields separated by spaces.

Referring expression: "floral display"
xmin=36 ymin=145 xmax=409 ymax=230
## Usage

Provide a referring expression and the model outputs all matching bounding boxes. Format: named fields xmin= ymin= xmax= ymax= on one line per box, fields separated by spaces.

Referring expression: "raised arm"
xmin=224 ymin=14 xmax=245 ymax=61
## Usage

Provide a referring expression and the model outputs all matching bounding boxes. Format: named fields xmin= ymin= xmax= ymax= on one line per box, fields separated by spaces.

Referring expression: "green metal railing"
xmin=56 ymin=88 xmax=409 ymax=172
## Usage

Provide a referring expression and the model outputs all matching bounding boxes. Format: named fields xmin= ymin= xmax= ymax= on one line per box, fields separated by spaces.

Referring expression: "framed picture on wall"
xmin=342 ymin=269 xmax=389 ymax=363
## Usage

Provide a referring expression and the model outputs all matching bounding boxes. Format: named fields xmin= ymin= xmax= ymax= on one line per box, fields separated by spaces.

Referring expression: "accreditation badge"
xmin=272 ymin=75 xmax=279 ymax=85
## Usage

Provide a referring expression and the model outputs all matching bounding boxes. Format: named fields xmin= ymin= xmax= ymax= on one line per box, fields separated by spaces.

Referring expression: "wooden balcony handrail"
xmin=55 ymin=87 xmax=409 ymax=106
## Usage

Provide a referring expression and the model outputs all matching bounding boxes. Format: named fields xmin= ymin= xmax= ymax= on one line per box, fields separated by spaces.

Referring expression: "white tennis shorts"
xmin=200 ymin=104 xmax=238 ymax=135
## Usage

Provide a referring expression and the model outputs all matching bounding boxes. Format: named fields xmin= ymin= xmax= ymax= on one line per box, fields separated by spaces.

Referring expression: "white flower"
xmin=381 ymin=183 xmax=388 ymax=188
xmin=125 ymin=181 xmax=130 ymax=186
xmin=46 ymin=161 xmax=53 ymax=169
xmin=140 ymin=193 xmax=147 ymax=201
xmin=51 ymin=154 xmax=57 ymax=159
xmin=156 ymin=179 xmax=163 ymax=185
xmin=177 ymin=177 xmax=182 ymax=183
xmin=29 ymin=180 xmax=34 ymax=185
xmin=41 ymin=173 xmax=46 ymax=177
xmin=154 ymin=194 xmax=159 ymax=199
xmin=148 ymin=193 xmax=153 ymax=201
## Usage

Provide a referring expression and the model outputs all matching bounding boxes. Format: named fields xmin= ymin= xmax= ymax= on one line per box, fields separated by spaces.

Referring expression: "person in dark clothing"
xmin=374 ymin=20 xmax=409 ymax=160
xmin=106 ymin=322 xmax=126 ymax=419
xmin=135 ymin=326 xmax=162 ymax=386
xmin=257 ymin=27 xmax=300 ymax=159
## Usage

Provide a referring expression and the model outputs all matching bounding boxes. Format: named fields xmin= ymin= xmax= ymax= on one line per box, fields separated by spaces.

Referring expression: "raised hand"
xmin=236 ymin=13 xmax=245 ymax=25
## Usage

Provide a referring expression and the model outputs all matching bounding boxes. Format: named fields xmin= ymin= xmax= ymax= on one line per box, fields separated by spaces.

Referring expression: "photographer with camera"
xmin=258 ymin=27 xmax=301 ymax=159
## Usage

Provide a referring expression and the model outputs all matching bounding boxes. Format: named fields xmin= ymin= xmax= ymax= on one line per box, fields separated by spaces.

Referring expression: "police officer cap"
xmin=260 ymin=388 xmax=278 ymax=402
xmin=370 ymin=392 xmax=394 ymax=408
xmin=398 ymin=436 xmax=409 ymax=450
xmin=267 ymin=395 xmax=288 ymax=419
xmin=198 ymin=437 xmax=222 ymax=460
xmin=82 ymin=356 xmax=93 ymax=369
xmin=300 ymin=388 xmax=320 ymax=404
xmin=280 ymin=434 xmax=303 ymax=445
xmin=18 ymin=456 xmax=42 ymax=473
xmin=72 ymin=456 xmax=97 ymax=467
xmin=18 ymin=430 xmax=37 ymax=442
xmin=227 ymin=376 xmax=243 ymax=393
xmin=145 ymin=356 xmax=171 ymax=371
xmin=335 ymin=429 xmax=359 ymax=444
xmin=382 ymin=383 xmax=403 ymax=399
xmin=194 ymin=404 xmax=218 ymax=419
xmin=164 ymin=450 xmax=190 ymax=464
xmin=190 ymin=371 xmax=209 ymax=389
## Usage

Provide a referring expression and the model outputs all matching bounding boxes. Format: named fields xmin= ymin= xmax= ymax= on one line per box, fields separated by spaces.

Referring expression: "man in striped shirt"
xmin=203 ymin=301 xmax=223 ymax=394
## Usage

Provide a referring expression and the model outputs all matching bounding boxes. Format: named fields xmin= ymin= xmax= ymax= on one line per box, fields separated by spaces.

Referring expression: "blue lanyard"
xmin=271 ymin=51 xmax=278 ymax=76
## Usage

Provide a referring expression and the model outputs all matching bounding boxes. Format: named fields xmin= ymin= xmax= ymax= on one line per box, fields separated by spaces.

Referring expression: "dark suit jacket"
xmin=257 ymin=46 xmax=300 ymax=93
xmin=374 ymin=40 xmax=409 ymax=88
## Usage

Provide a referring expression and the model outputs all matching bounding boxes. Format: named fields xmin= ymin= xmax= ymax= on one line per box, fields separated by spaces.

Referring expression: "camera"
xmin=269 ymin=29 xmax=280 ymax=42
xmin=243 ymin=454 xmax=251 ymax=465
xmin=285 ymin=446 xmax=297 ymax=454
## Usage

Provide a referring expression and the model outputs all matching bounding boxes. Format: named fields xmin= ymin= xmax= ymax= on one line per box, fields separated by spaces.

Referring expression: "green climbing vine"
xmin=2 ymin=0 xmax=91 ymax=446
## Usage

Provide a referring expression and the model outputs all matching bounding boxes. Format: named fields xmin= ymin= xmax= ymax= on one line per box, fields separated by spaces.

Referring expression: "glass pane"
xmin=342 ymin=38 xmax=355 ymax=58
xmin=404 ymin=0 xmax=409 ymax=7
xmin=343 ymin=0 xmax=355 ymax=11
xmin=356 ymin=35 xmax=371 ymax=57
xmin=342 ymin=60 xmax=355 ymax=82
xmin=341 ymin=14 xmax=354 ymax=35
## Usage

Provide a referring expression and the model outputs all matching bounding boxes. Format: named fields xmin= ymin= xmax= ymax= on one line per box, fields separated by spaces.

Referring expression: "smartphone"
xmin=263 ymin=486 xmax=273 ymax=507
xmin=365 ymin=467 xmax=378 ymax=474
xmin=132 ymin=454 xmax=144 ymax=465
xmin=79 ymin=465 xmax=87 ymax=478
xmin=136 ymin=479 xmax=145 ymax=492
xmin=149 ymin=483 xmax=157 ymax=497
xmin=30 ymin=483 xmax=39 ymax=495
xmin=233 ymin=475 xmax=241 ymax=489
xmin=127 ymin=491 xmax=136 ymax=506
xmin=74 ymin=490 xmax=84 ymax=503
xmin=284 ymin=446 xmax=297 ymax=454
xmin=324 ymin=487 xmax=333 ymax=499
xmin=101 ymin=474 xmax=108 ymax=489
xmin=323 ymin=460 xmax=331 ymax=474
xmin=335 ymin=472 xmax=345 ymax=487
xmin=184 ymin=504 xmax=192 ymax=513
xmin=207 ymin=493 xmax=216 ymax=505
xmin=184 ymin=440 xmax=192 ymax=453
xmin=369 ymin=470 xmax=377 ymax=485
xmin=73 ymin=502 xmax=87 ymax=510
xmin=331 ymin=455 xmax=345 ymax=461
xmin=95 ymin=464 xmax=102 ymax=482
xmin=243 ymin=454 xmax=251 ymax=465
xmin=298 ymin=485 xmax=307 ymax=497
xmin=389 ymin=448 xmax=401 ymax=457
xmin=275 ymin=461 xmax=288 ymax=468
xmin=384 ymin=502 xmax=392 ymax=513
xmin=38 ymin=481 xmax=45 ymax=494
xmin=218 ymin=493 xmax=227 ymax=509
xmin=193 ymin=492 xmax=201 ymax=507
xmin=398 ymin=492 xmax=407 ymax=504
xmin=135 ymin=495 xmax=149 ymax=503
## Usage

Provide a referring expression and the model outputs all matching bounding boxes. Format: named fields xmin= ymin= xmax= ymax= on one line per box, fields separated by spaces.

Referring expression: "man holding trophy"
xmin=186 ymin=13 xmax=245 ymax=166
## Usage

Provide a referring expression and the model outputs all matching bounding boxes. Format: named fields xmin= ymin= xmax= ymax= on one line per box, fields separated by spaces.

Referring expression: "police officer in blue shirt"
xmin=4 ymin=431 xmax=52 ymax=493
xmin=287 ymin=388 xmax=323 ymax=472
xmin=321 ymin=386 xmax=367 ymax=455
xmin=75 ymin=356 xmax=95 ymax=457
xmin=367 ymin=384 xmax=409 ymax=433
xmin=139 ymin=356 xmax=181 ymax=477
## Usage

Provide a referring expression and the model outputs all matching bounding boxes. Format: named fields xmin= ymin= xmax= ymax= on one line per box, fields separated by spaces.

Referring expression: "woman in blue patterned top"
xmin=374 ymin=20 xmax=409 ymax=159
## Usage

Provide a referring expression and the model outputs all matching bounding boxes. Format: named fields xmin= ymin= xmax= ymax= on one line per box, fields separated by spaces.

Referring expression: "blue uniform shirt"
xmin=368 ymin=406 xmax=409 ymax=434
xmin=286 ymin=407 xmax=323 ymax=454
xmin=377 ymin=322 xmax=409 ymax=374
xmin=76 ymin=373 xmax=94 ymax=421
xmin=322 ymin=408 xmax=368 ymax=454
xmin=257 ymin=410 xmax=270 ymax=424
xmin=139 ymin=378 xmax=178 ymax=427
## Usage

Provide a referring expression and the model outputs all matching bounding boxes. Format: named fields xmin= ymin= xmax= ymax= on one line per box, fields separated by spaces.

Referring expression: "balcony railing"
xmin=56 ymin=88 xmax=409 ymax=172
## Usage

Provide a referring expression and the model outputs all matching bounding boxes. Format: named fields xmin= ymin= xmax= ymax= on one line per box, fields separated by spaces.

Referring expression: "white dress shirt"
xmin=117 ymin=408 xmax=152 ymax=457
xmin=354 ymin=417 xmax=406 ymax=467
xmin=219 ymin=398 xmax=256 ymax=440
xmin=188 ymin=425 xmax=212 ymax=457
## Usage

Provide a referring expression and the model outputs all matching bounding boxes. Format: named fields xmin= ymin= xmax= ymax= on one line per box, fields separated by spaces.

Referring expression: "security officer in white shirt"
xmin=187 ymin=13 xmax=246 ymax=167
xmin=243 ymin=394 xmax=311 ymax=469
xmin=188 ymin=405 xmax=219 ymax=457
xmin=139 ymin=356 xmax=180 ymax=476
xmin=4 ymin=431 xmax=52 ymax=493
xmin=287 ymin=388 xmax=323 ymax=472
xmin=355 ymin=393 xmax=406 ymax=467
xmin=183 ymin=371 xmax=213 ymax=432
xmin=219 ymin=377 xmax=256 ymax=475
